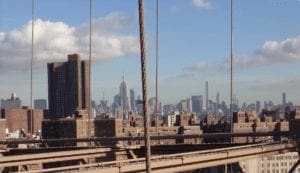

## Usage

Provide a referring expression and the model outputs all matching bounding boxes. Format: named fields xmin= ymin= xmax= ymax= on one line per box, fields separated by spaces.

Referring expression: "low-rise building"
xmin=42 ymin=118 xmax=91 ymax=147
xmin=94 ymin=117 xmax=202 ymax=147
xmin=232 ymin=111 xmax=289 ymax=143
xmin=0 ymin=119 xmax=6 ymax=148
xmin=1 ymin=107 xmax=44 ymax=135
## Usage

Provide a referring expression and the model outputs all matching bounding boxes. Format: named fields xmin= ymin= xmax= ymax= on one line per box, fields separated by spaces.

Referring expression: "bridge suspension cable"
xmin=30 ymin=0 xmax=35 ymax=137
xmin=88 ymin=0 xmax=93 ymax=146
xmin=138 ymin=0 xmax=152 ymax=172
xmin=229 ymin=0 xmax=234 ymax=172
xmin=230 ymin=0 xmax=234 ymax=137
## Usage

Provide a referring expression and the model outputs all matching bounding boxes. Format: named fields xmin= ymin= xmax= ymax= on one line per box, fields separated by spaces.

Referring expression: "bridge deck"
xmin=19 ymin=141 xmax=296 ymax=173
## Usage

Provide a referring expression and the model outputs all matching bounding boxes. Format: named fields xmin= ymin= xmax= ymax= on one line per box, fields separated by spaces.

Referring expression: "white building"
xmin=240 ymin=152 xmax=300 ymax=173
xmin=166 ymin=111 xmax=179 ymax=127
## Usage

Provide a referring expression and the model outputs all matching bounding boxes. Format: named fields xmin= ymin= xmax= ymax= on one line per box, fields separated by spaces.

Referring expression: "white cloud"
xmin=184 ymin=62 xmax=207 ymax=72
xmin=0 ymin=13 xmax=139 ymax=71
xmin=191 ymin=0 xmax=212 ymax=9
xmin=221 ymin=35 xmax=300 ymax=68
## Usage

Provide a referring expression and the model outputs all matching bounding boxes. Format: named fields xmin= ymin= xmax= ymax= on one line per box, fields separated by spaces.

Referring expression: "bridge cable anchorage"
xmin=138 ymin=0 xmax=152 ymax=172
xmin=30 ymin=0 xmax=35 ymax=137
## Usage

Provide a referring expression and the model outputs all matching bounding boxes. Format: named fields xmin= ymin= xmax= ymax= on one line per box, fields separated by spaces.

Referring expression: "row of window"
xmin=266 ymin=154 xmax=298 ymax=161
xmin=262 ymin=168 xmax=300 ymax=173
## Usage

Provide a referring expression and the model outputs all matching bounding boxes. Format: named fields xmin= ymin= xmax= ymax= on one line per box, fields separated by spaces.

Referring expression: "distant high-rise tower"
xmin=256 ymin=101 xmax=261 ymax=114
xmin=178 ymin=99 xmax=187 ymax=112
xmin=282 ymin=92 xmax=286 ymax=106
xmin=47 ymin=54 xmax=90 ymax=118
xmin=34 ymin=99 xmax=47 ymax=109
xmin=130 ymin=89 xmax=135 ymax=112
xmin=186 ymin=98 xmax=192 ymax=112
xmin=216 ymin=92 xmax=220 ymax=107
xmin=119 ymin=76 xmax=130 ymax=118
xmin=205 ymin=81 xmax=209 ymax=112
xmin=0 ymin=93 xmax=22 ymax=109
xmin=191 ymin=95 xmax=203 ymax=115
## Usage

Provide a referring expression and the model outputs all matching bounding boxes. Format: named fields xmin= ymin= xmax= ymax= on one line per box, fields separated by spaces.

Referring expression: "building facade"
xmin=34 ymin=99 xmax=47 ymax=110
xmin=1 ymin=107 xmax=44 ymax=134
xmin=0 ymin=93 xmax=21 ymax=109
xmin=42 ymin=118 xmax=91 ymax=147
xmin=240 ymin=152 xmax=300 ymax=173
xmin=191 ymin=95 xmax=203 ymax=115
xmin=130 ymin=89 xmax=135 ymax=112
xmin=47 ymin=54 xmax=90 ymax=118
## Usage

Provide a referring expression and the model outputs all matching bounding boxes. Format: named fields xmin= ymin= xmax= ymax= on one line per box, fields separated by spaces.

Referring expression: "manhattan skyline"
xmin=0 ymin=0 xmax=300 ymax=105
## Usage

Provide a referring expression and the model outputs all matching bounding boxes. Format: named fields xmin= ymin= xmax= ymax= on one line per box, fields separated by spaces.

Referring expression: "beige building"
xmin=166 ymin=113 xmax=177 ymax=127
xmin=240 ymin=152 xmax=300 ymax=173
xmin=232 ymin=111 xmax=289 ymax=143
xmin=0 ymin=119 xmax=6 ymax=149
xmin=94 ymin=117 xmax=202 ymax=146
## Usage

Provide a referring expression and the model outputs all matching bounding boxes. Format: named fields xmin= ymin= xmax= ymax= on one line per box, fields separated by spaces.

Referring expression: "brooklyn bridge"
xmin=0 ymin=0 xmax=299 ymax=173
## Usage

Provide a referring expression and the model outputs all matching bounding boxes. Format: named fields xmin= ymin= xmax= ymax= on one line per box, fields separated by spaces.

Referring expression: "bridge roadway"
xmin=18 ymin=141 xmax=296 ymax=173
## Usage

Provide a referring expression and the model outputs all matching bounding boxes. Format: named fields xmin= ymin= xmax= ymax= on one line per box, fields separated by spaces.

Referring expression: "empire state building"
xmin=119 ymin=76 xmax=130 ymax=118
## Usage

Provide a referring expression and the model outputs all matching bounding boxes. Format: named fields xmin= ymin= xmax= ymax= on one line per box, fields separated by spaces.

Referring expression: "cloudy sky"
xmin=0 ymin=0 xmax=300 ymax=106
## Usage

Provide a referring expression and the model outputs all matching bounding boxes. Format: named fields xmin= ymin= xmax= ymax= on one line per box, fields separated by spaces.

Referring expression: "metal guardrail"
xmin=0 ymin=131 xmax=289 ymax=145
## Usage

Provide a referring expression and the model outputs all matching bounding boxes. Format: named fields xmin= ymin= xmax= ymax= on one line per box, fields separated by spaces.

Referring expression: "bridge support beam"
xmin=288 ymin=159 xmax=300 ymax=173
xmin=288 ymin=153 xmax=300 ymax=173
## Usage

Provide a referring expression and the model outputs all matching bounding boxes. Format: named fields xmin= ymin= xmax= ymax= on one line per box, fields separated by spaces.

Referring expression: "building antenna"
xmin=138 ymin=0 xmax=151 ymax=172
xmin=30 ymin=0 xmax=35 ymax=137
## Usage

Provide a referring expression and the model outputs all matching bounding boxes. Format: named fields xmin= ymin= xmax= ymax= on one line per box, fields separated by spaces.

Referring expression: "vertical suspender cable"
xmin=30 ymin=0 xmax=35 ymax=136
xmin=155 ymin=0 xmax=159 ymax=137
xmin=230 ymin=0 xmax=234 ymax=135
xmin=230 ymin=1 xmax=234 ymax=172
xmin=88 ymin=0 xmax=92 ymax=142
xmin=138 ymin=0 xmax=151 ymax=172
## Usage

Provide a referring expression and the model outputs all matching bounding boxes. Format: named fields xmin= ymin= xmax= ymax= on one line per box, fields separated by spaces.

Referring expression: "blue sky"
xmin=0 ymin=0 xmax=300 ymax=106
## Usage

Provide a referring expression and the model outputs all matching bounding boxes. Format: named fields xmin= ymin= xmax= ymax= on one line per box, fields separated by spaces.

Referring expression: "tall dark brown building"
xmin=48 ymin=54 xmax=90 ymax=118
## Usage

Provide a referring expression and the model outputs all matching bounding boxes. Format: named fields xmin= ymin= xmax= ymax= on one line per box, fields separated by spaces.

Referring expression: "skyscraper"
xmin=216 ymin=92 xmax=220 ymax=107
xmin=119 ymin=76 xmax=130 ymax=118
xmin=186 ymin=98 xmax=192 ymax=112
xmin=205 ymin=81 xmax=209 ymax=112
xmin=256 ymin=101 xmax=261 ymax=114
xmin=282 ymin=92 xmax=286 ymax=106
xmin=0 ymin=93 xmax=22 ymax=109
xmin=130 ymin=89 xmax=135 ymax=112
xmin=191 ymin=95 xmax=203 ymax=115
xmin=178 ymin=99 xmax=187 ymax=112
xmin=34 ymin=99 xmax=47 ymax=109
xmin=47 ymin=54 xmax=90 ymax=118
